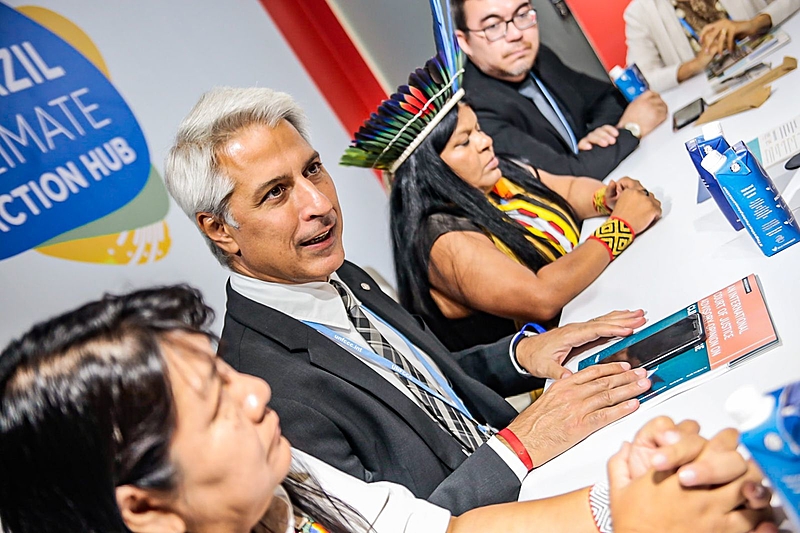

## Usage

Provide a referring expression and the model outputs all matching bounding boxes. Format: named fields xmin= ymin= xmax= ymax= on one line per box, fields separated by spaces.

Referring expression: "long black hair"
xmin=390 ymin=103 xmax=576 ymax=314
xmin=0 ymin=286 xmax=363 ymax=533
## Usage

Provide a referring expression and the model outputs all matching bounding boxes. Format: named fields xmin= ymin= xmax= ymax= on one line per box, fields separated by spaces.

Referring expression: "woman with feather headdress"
xmin=342 ymin=52 xmax=661 ymax=351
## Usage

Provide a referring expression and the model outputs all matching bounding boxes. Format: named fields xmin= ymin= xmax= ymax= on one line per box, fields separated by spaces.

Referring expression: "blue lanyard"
xmin=679 ymin=17 xmax=701 ymax=43
xmin=532 ymin=74 xmax=579 ymax=154
xmin=678 ymin=11 xmax=733 ymax=44
xmin=302 ymin=307 xmax=491 ymax=434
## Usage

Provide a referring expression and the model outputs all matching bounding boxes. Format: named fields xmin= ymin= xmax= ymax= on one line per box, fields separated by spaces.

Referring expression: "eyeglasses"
xmin=466 ymin=8 xmax=538 ymax=42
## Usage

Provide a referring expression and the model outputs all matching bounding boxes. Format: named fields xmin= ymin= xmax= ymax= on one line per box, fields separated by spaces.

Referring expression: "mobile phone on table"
xmin=599 ymin=314 xmax=706 ymax=369
xmin=673 ymin=98 xmax=706 ymax=131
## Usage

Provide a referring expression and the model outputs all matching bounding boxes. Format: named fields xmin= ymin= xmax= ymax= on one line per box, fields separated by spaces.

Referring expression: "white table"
xmin=520 ymin=15 xmax=800 ymax=510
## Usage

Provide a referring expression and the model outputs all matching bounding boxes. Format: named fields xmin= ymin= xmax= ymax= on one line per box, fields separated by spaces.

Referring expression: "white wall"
xmin=0 ymin=0 xmax=394 ymax=345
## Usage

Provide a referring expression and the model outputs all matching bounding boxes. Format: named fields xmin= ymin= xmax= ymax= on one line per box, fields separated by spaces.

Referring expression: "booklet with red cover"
xmin=576 ymin=274 xmax=777 ymax=403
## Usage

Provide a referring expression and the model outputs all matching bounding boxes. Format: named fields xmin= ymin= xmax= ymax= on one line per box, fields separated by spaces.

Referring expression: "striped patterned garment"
xmin=487 ymin=176 xmax=580 ymax=263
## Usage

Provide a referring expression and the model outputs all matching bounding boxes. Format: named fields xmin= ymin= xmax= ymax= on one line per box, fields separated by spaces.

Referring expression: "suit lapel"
xmin=305 ymin=334 xmax=468 ymax=470
xmin=225 ymin=282 xmax=468 ymax=470
xmin=336 ymin=263 xmax=516 ymax=427
xmin=531 ymin=50 xmax=583 ymax=140
xmin=466 ymin=60 xmax=575 ymax=153
xmin=522 ymin=90 xmax=575 ymax=152
xmin=338 ymin=263 xmax=450 ymax=364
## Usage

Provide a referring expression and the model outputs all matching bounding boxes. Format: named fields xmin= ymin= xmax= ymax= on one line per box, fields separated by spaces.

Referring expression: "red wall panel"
xmin=258 ymin=0 xmax=388 ymax=137
xmin=565 ymin=0 xmax=633 ymax=71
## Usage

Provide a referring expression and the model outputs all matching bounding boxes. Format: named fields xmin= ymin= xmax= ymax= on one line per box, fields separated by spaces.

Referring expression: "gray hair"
xmin=164 ymin=87 xmax=311 ymax=266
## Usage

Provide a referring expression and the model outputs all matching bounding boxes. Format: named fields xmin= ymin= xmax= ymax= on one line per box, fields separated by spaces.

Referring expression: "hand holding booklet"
xmin=570 ymin=274 xmax=777 ymax=406
xmin=707 ymin=29 xmax=791 ymax=80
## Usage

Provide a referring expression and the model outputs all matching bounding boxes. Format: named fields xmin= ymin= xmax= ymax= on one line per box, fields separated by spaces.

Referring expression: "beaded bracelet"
xmin=588 ymin=216 xmax=635 ymax=261
xmin=592 ymin=187 xmax=612 ymax=215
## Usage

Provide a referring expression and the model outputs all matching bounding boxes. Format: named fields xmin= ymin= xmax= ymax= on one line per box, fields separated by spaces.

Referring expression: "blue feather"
xmin=428 ymin=0 xmax=460 ymax=90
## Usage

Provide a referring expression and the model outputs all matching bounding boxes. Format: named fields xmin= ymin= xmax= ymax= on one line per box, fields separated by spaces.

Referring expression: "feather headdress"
xmin=340 ymin=0 xmax=464 ymax=176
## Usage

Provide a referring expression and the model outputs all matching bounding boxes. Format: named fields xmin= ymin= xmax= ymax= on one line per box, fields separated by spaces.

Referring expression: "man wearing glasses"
xmin=453 ymin=0 xmax=668 ymax=179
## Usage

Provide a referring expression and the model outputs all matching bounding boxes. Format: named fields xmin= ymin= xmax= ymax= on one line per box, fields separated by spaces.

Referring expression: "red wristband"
xmin=587 ymin=234 xmax=614 ymax=261
xmin=498 ymin=427 xmax=534 ymax=471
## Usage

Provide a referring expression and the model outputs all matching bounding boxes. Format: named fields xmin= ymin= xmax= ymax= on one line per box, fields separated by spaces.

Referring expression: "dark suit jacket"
xmin=220 ymin=261 xmax=544 ymax=514
xmin=463 ymin=46 xmax=638 ymax=179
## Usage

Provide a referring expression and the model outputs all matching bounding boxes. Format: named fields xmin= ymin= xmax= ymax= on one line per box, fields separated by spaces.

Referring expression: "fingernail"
xmin=751 ymin=483 xmax=768 ymax=499
xmin=651 ymin=453 xmax=668 ymax=467
xmin=662 ymin=430 xmax=681 ymax=444
xmin=620 ymin=362 xmax=631 ymax=370
xmin=634 ymin=368 xmax=647 ymax=377
xmin=637 ymin=378 xmax=650 ymax=388
xmin=678 ymin=468 xmax=696 ymax=484
xmin=627 ymin=399 xmax=639 ymax=408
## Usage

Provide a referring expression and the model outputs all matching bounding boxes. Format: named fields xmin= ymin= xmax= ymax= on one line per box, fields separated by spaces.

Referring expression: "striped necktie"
xmin=330 ymin=280 xmax=487 ymax=453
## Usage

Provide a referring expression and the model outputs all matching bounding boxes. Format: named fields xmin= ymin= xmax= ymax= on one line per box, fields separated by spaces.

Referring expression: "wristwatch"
xmin=622 ymin=122 xmax=642 ymax=139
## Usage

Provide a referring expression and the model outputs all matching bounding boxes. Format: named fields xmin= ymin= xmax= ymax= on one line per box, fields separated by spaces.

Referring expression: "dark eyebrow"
xmin=453 ymin=126 xmax=472 ymax=142
xmin=452 ymin=114 xmax=478 ymax=141
xmin=479 ymin=1 xmax=531 ymax=24
xmin=250 ymin=151 xmax=322 ymax=205
xmin=303 ymin=151 xmax=322 ymax=172
xmin=251 ymin=176 xmax=289 ymax=205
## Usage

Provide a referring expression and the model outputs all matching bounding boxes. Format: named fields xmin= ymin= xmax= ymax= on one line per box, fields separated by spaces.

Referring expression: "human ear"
xmin=115 ymin=485 xmax=186 ymax=533
xmin=196 ymin=212 xmax=240 ymax=256
xmin=456 ymin=30 xmax=472 ymax=56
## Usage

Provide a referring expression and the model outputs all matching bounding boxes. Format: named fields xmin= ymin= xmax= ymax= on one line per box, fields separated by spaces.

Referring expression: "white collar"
xmin=229 ymin=271 xmax=359 ymax=331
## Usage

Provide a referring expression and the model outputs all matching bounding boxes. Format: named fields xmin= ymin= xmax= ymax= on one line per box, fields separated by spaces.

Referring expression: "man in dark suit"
xmin=164 ymin=87 xmax=651 ymax=514
xmin=453 ymin=0 xmax=668 ymax=179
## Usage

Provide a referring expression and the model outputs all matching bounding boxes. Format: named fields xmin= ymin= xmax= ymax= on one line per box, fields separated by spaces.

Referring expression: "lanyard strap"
xmin=679 ymin=16 xmax=701 ymax=42
xmin=302 ymin=310 xmax=487 ymax=432
xmin=532 ymin=74 xmax=579 ymax=154
xmin=363 ymin=306 xmax=472 ymax=413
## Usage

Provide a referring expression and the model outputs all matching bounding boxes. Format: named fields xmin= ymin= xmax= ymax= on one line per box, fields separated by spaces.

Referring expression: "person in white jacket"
xmin=625 ymin=0 xmax=800 ymax=91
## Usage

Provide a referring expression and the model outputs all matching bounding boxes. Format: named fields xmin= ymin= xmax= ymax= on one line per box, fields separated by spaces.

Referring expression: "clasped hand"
xmin=611 ymin=417 xmax=776 ymax=533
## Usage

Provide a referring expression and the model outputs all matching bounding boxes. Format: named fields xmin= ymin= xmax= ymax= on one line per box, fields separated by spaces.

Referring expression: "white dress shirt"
xmin=625 ymin=0 xmax=800 ymax=91
xmin=229 ymin=272 xmax=529 ymax=481
xmin=273 ymin=449 xmax=452 ymax=533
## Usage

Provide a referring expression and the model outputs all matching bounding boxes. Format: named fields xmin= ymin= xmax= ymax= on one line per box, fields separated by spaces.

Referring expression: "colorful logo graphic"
xmin=0 ymin=4 xmax=170 ymax=264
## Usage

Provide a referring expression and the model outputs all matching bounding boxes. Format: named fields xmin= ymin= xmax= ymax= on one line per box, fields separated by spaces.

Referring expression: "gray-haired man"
xmin=164 ymin=87 xmax=651 ymax=514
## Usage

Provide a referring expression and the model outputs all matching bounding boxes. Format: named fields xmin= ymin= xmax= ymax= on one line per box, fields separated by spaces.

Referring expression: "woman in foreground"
xmin=0 ymin=286 xmax=774 ymax=533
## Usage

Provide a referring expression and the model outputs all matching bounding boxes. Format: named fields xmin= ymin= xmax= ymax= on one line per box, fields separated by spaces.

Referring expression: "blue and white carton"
xmin=727 ymin=383 xmax=800 ymax=529
xmin=702 ymin=143 xmax=800 ymax=256
xmin=686 ymin=122 xmax=744 ymax=231
xmin=610 ymin=64 xmax=649 ymax=102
